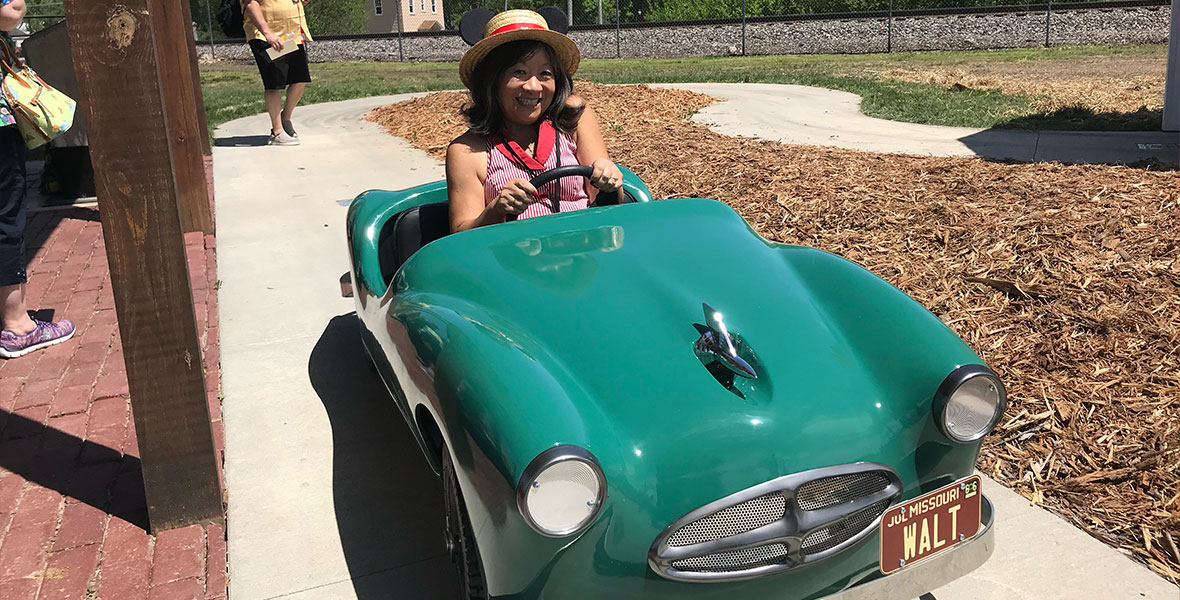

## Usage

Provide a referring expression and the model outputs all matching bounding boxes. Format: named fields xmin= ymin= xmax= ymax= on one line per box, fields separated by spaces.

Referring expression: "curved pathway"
xmin=655 ymin=82 xmax=1178 ymax=165
xmin=214 ymin=88 xmax=1177 ymax=600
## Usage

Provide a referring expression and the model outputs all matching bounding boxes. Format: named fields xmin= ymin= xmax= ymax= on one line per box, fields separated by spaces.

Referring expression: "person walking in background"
xmin=243 ymin=0 xmax=312 ymax=146
xmin=0 ymin=0 xmax=75 ymax=358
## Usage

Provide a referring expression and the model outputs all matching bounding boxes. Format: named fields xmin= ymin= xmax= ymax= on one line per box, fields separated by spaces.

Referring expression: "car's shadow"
xmin=308 ymin=314 xmax=460 ymax=600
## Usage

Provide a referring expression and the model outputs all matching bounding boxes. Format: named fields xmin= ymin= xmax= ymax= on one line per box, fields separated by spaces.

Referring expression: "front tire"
xmin=442 ymin=445 xmax=489 ymax=599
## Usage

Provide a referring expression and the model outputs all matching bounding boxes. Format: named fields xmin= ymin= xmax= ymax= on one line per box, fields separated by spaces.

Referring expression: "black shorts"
xmin=249 ymin=39 xmax=312 ymax=90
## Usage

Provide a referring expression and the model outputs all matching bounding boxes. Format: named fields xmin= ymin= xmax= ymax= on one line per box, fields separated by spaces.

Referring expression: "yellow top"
xmin=243 ymin=0 xmax=314 ymax=43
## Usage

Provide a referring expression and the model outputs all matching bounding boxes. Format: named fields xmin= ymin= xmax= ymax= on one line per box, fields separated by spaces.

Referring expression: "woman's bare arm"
xmin=448 ymin=133 xmax=497 ymax=233
xmin=570 ymin=97 xmax=623 ymax=202
xmin=0 ymin=0 xmax=26 ymax=32
xmin=243 ymin=0 xmax=284 ymax=50
xmin=449 ymin=132 xmax=541 ymax=232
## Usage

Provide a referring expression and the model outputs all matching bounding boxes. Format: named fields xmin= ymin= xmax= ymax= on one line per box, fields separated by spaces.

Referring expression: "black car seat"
xmin=379 ymin=201 xmax=451 ymax=284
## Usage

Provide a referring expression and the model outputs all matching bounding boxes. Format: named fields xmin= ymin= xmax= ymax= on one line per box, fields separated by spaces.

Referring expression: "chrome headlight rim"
xmin=933 ymin=364 xmax=1007 ymax=443
xmin=516 ymin=445 xmax=607 ymax=538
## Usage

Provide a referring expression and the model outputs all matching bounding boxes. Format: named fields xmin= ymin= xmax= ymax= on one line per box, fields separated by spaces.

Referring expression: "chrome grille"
xmin=671 ymin=543 xmax=790 ymax=572
xmin=796 ymin=472 xmax=892 ymax=511
xmin=649 ymin=463 xmax=903 ymax=582
xmin=800 ymin=499 xmax=891 ymax=555
xmin=667 ymin=493 xmax=785 ymax=547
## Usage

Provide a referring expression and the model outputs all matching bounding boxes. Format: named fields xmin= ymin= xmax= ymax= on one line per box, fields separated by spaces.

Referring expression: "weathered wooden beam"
xmin=63 ymin=0 xmax=223 ymax=532
xmin=178 ymin=0 xmax=214 ymax=157
xmin=146 ymin=0 xmax=214 ymax=233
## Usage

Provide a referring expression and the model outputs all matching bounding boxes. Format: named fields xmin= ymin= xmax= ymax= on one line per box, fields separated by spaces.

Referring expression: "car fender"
xmin=385 ymin=291 xmax=624 ymax=596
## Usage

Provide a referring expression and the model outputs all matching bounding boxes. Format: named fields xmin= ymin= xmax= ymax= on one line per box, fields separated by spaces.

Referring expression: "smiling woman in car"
xmin=445 ymin=8 xmax=623 ymax=233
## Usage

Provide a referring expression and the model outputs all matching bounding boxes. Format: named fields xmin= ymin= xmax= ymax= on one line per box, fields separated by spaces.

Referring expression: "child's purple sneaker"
xmin=0 ymin=319 xmax=76 ymax=358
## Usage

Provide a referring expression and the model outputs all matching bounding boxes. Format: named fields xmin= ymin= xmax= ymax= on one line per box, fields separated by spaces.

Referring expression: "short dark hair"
xmin=462 ymin=40 xmax=583 ymax=136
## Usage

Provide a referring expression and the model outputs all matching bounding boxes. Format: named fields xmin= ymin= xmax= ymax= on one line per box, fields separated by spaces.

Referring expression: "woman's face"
xmin=497 ymin=48 xmax=556 ymax=129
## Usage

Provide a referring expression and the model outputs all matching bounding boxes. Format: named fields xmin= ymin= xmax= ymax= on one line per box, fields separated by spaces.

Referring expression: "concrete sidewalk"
xmin=654 ymin=82 xmax=1179 ymax=166
xmin=214 ymin=91 xmax=1176 ymax=600
xmin=214 ymin=95 xmax=457 ymax=600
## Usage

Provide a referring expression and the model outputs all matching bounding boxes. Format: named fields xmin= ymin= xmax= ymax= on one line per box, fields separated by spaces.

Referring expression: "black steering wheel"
xmin=505 ymin=166 xmax=632 ymax=222
xmin=529 ymin=165 xmax=595 ymax=190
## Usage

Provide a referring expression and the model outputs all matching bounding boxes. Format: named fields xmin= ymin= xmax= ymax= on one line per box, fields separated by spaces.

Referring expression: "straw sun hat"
xmin=458 ymin=8 xmax=580 ymax=90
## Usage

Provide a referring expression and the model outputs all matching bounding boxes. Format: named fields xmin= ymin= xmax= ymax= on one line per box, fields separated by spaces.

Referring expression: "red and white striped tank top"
xmin=485 ymin=121 xmax=590 ymax=220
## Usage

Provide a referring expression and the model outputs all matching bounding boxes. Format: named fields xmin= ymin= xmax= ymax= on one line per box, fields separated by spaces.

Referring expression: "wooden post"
xmin=63 ymin=0 xmax=224 ymax=532
xmin=148 ymin=0 xmax=214 ymax=233
xmin=178 ymin=0 xmax=214 ymax=158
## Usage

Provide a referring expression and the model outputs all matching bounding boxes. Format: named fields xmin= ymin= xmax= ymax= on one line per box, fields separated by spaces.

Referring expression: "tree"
xmin=190 ymin=0 xmax=370 ymax=38
xmin=189 ymin=0 xmax=221 ymax=40
xmin=443 ymin=0 xmax=489 ymax=29
xmin=304 ymin=0 xmax=368 ymax=35
xmin=23 ymin=0 xmax=65 ymax=34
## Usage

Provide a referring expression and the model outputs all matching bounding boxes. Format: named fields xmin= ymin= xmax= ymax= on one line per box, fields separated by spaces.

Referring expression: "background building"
xmin=367 ymin=0 xmax=444 ymax=33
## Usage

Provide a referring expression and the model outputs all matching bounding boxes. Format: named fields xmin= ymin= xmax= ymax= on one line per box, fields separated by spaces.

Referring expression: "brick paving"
xmin=0 ymin=158 xmax=227 ymax=599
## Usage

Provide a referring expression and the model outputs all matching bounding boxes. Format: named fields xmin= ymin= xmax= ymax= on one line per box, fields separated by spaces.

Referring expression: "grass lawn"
xmin=200 ymin=44 xmax=1166 ymax=134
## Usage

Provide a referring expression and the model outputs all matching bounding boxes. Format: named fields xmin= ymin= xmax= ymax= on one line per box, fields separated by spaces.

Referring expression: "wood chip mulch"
xmin=365 ymin=82 xmax=1179 ymax=581
xmin=874 ymin=68 xmax=1165 ymax=114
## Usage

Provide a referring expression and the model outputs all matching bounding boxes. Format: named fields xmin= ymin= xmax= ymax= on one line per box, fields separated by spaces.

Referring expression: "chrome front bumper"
xmin=819 ymin=494 xmax=995 ymax=600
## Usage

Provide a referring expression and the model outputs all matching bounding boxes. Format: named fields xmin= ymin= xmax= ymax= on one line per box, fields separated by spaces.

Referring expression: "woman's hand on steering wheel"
xmin=510 ymin=165 xmax=630 ymax=221
xmin=491 ymin=178 xmax=539 ymax=218
xmin=588 ymin=158 xmax=623 ymax=193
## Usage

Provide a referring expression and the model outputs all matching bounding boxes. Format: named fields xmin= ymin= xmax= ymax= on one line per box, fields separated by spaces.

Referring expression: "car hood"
xmin=396 ymin=198 xmax=983 ymax=523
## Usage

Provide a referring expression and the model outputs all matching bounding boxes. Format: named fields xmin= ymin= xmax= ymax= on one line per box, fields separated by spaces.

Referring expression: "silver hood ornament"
xmin=694 ymin=302 xmax=757 ymax=379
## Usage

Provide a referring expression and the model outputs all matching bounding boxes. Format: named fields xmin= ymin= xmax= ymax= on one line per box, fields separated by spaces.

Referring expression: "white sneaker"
xmin=269 ymin=130 xmax=300 ymax=146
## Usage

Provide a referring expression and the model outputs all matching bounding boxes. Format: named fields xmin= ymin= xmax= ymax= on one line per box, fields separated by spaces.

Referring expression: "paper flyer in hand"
xmin=265 ymin=33 xmax=301 ymax=61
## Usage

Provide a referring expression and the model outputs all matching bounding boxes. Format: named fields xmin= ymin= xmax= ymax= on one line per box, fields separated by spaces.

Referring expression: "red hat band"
xmin=490 ymin=22 xmax=546 ymax=36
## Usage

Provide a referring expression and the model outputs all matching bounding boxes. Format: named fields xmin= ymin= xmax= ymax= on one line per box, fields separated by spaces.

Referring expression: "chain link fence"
xmin=180 ymin=0 xmax=1170 ymax=62
xmin=10 ymin=0 xmax=1170 ymax=59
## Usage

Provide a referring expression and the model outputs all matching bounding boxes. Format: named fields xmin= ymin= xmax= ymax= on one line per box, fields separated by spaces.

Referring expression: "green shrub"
xmin=305 ymin=0 xmax=369 ymax=35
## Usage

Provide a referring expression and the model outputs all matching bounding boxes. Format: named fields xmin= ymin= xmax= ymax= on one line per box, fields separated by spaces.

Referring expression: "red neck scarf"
xmin=492 ymin=121 xmax=556 ymax=171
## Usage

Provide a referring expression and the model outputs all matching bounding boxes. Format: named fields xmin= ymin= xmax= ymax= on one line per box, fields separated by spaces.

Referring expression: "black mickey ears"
xmin=535 ymin=7 xmax=570 ymax=33
xmin=458 ymin=7 xmax=571 ymax=47
xmin=459 ymin=9 xmax=494 ymax=46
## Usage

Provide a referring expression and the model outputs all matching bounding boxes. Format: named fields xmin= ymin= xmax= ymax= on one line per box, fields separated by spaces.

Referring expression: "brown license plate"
xmin=879 ymin=475 xmax=982 ymax=575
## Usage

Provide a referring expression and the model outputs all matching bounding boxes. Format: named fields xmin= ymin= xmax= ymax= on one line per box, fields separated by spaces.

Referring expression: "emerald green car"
xmin=343 ymin=167 xmax=1002 ymax=599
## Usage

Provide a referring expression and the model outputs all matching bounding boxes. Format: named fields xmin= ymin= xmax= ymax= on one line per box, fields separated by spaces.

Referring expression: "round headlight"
xmin=933 ymin=365 xmax=1007 ymax=443
xmin=516 ymin=445 xmax=606 ymax=537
